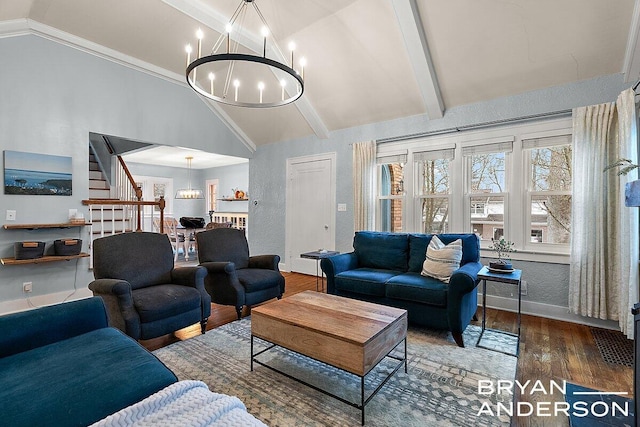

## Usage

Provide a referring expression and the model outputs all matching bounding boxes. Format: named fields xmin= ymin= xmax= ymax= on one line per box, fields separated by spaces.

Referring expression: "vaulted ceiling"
xmin=1 ymin=0 xmax=638 ymax=150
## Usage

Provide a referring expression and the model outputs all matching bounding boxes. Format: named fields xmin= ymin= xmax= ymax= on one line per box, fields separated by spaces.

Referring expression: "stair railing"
xmin=81 ymin=197 xmax=165 ymax=268
xmin=85 ymin=143 xmax=165 ymax=268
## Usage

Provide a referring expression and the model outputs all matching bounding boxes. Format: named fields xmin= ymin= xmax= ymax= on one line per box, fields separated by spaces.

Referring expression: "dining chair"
xmin=153 ymin=217 xmax=186 ymax=261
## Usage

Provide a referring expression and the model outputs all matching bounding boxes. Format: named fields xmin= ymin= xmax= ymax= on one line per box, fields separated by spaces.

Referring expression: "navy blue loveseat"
xmin=0 ymin=297 xmax=177 ymax=427
xmin=321 ymin=232 xmax=482 ymax=347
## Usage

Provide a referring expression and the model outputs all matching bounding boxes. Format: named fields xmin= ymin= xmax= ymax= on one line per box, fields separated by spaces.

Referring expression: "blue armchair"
xmin=89 ymin=232 xmax=211 ymax=340
xmin=196 ymin=228 xmax=285 ymax=319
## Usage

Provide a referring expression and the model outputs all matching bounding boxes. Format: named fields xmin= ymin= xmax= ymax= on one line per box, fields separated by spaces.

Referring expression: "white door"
xmin=286 ymin=153 xmax=336 ymax=275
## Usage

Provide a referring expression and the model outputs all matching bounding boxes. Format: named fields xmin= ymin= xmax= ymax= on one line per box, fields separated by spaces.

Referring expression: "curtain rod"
xmin=376 ymin=109 xmax=572 ymax=145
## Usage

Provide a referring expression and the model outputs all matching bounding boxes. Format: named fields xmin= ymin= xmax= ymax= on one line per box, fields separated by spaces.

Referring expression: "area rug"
xmin=154 ymin=319 xmax=517 ymax=426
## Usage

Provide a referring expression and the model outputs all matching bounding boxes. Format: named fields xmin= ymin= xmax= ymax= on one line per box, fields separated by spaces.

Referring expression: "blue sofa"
xmin=321 ymin=232 xmax=482 ymax=347
xmin=0 ymin=297 xmax=177 ymax=427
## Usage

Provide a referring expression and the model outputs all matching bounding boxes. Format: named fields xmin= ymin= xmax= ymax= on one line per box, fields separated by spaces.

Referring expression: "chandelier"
xmin=184 ymin=0 xmax=305 ymax=108
xmin=175 ymin=156 xmax=204 ymax=199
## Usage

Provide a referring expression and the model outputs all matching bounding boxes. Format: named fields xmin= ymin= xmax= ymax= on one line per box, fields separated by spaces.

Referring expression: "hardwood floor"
xmin=141 ymin=272 xmax=634 ymax=427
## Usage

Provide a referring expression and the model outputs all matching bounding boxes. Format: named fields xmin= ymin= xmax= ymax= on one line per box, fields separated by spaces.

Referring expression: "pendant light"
xmin=175 ymin=156 xmax=204 ymax=199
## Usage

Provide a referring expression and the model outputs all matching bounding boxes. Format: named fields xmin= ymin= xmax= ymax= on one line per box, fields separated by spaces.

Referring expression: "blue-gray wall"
xmin=249 ymin=73 xmax=630 ymax=325
xmin=204 ymin=163 xmax=250 ymax=214
xmin=0 ymin=34 xmax=250 ymax=309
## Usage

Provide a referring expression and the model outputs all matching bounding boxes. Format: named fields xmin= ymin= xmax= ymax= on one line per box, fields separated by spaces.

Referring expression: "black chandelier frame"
xmin=186 ymin=53 xmax=304 ymax=108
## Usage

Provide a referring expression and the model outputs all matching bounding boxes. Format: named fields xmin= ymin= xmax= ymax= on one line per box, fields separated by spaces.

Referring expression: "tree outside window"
xmin=527 ymin=140 xmax=572 ymax=245
xmin=416 ymin=153 xmax=451 ymax=234
xmin=465 ymin=145 xmax=509 ymax=242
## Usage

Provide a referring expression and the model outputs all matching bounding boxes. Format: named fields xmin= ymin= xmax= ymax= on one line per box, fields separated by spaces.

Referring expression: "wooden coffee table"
xmin=251 ymin=291 xmax=408 ymax=425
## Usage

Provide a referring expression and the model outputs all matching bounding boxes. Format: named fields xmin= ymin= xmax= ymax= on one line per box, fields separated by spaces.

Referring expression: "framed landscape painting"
xmin=4 ymin=150 xmax=73 ymax=196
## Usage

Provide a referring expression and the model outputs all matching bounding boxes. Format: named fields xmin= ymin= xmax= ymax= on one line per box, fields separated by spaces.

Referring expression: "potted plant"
xmin=488 ymin=238 xmax=515 ymax=272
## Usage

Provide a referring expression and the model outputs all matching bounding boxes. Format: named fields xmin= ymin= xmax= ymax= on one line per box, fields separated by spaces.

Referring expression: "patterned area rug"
xmin=154 ymin=319 xmax=517 ymax=426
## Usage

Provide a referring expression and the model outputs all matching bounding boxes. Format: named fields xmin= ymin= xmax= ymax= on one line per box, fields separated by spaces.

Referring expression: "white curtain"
xmin=616 ymin=89 xmax=639 ymax=338
xmin=353 ymin=141 xmax=377 ymax=231
xmin=569 ymin=88 xmax=639 ymax=338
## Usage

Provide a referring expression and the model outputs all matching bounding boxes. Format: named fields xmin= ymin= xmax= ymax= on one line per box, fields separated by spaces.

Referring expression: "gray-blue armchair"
xmin=89 ymin=232 xmax=211 ymax=340
xmin=196 ymin=228 xmax=284 ymax=319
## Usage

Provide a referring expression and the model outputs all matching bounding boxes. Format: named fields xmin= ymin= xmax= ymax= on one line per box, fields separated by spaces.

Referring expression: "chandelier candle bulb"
xmin=299 ymin=57 xmax=306 ymax=80
xmin=233 ymin=79 xmax=240 ymax=102
xmin=280 ymin=79 xmax=286 ymax=101
xmin=185 ymin=44 xmax=192 ymax=68
xmin=208 ymin=72 xmax=215 ymax=95
xmin=196 ymin=29 xmax=203 ymax=58
xmin=226 ymin=23 xmax=232 ymax=53
xmin=258 ymin=82 xmax=265 ymax=103
xmin=194 ymin=29 xmax=203 ymax=81
xmin=289 ymin=41 xmax=296 ymax=67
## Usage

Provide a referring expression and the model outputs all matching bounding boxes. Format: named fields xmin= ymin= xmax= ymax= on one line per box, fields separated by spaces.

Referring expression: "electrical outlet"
xmin=520 ymin=280 xmax=528 ymax=296
xmin=337 ymin=203 xmax=347 ymax=212
xmin=23 ymin=282 xmax=32 ymax=293
xmin=6 ymin=210 xmax=16 ymax=221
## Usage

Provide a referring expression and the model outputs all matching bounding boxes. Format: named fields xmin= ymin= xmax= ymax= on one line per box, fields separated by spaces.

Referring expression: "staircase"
xmin=84 ymin=146 xmax=166 ymax=268
xmin=88 ymin=148 xmax=132 ymax=235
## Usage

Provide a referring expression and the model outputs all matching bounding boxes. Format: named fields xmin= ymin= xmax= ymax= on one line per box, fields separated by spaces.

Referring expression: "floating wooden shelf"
xmin=218 ymin=198 xmax=249 ymax=202
xmin=3 ymin=222 xmax=90 ymax=230
xmin=1 ymin=253 xmax=90 ymax=265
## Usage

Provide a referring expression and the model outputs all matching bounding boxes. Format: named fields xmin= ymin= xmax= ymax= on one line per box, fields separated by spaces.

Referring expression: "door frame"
xmin=284 ymin=152 xmax=337 ymax=272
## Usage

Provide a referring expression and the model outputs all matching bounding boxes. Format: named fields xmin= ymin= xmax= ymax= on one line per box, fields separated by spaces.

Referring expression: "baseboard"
xmin=479 ymin=293 xmax=620 ymax=330
xmin=0 ymin=288 xmax=93 ymax=315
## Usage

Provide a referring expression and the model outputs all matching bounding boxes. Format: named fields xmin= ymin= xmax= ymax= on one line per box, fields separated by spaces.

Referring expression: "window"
xmin=463 ymin=142 xmax=512 ymax=243
xmin=377 ymin=153 xmax=406 ymax=232
xmin=524 ymin=135 xmax=572 ymax=247
xmin=374 ymin=118 xmax=573 ymax=257
xmin=414 ymin=148 xmax=453 ymax=233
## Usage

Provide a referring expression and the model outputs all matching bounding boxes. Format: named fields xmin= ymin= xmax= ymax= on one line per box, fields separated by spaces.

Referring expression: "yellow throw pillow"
xmin=421 ymin=236 xmax=463 ymax=283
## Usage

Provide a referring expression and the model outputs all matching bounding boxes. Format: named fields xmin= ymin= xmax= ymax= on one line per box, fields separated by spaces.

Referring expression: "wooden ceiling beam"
xmin=390 ymin=0 xmax=444 ymax=119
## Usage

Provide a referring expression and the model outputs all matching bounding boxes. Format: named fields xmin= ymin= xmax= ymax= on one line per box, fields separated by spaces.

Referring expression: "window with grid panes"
xmin=377 ymin=152 xmax=406 ymax=232
xmin=414 ymin=148 xmax=453 ymax=234
xmin=523 ymin=134 xmax=572 ymax=248
xmin=463 ymin=141 xmax=512 ymax=244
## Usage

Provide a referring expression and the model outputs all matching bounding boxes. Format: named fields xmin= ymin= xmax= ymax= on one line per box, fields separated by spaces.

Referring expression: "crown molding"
xmin=0 ymin=18 xmax=256 ymax=153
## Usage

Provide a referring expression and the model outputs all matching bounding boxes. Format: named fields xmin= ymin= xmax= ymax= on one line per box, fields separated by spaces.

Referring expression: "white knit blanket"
xmin=90 ymin=380 xmax=267 ymax=427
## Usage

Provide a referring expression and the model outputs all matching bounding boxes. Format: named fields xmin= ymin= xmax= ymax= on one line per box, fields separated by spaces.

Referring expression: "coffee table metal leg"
xmin=361 ymin=376 xmax=365 ymax=425
xmin=250 ymin=334 xmax=254 ymax=371
xmin=404 ymin=337 xmax=408 ymax=373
